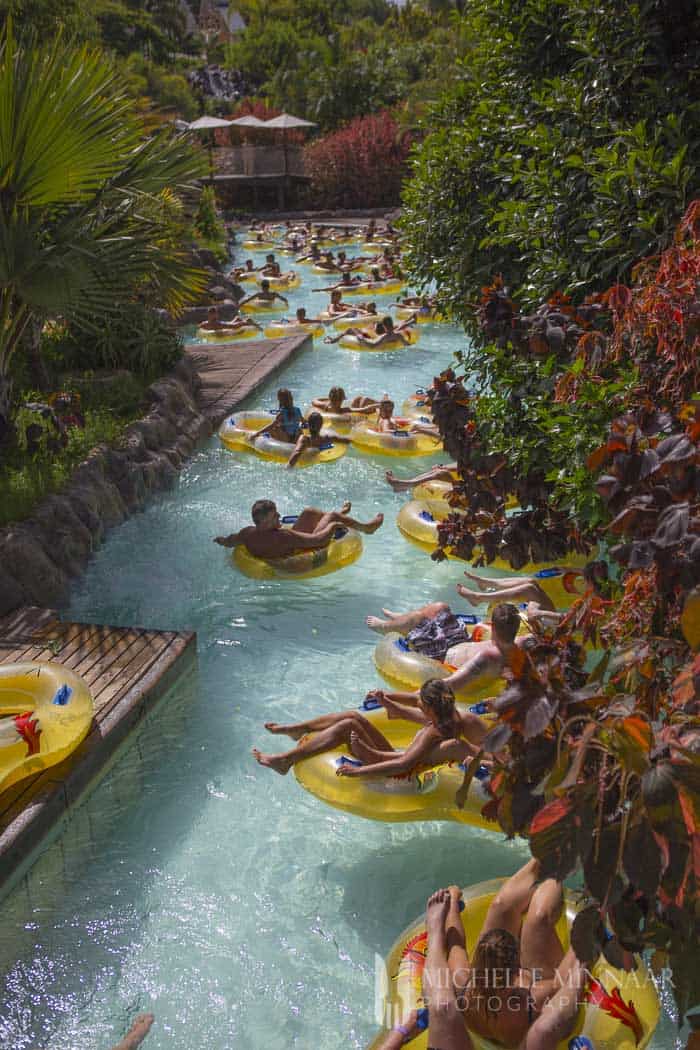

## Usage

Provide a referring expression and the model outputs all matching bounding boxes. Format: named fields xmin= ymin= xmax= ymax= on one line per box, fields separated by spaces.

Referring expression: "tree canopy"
xmin=401 ymin=0 xmax=700 ymax=315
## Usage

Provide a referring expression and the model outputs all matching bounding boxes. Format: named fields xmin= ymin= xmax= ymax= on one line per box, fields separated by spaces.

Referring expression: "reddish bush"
xmin=303 ymin=110 xmax=411 ymax=209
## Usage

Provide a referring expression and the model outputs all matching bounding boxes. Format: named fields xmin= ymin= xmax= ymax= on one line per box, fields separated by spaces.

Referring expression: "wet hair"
xmin=207 ymin=306 xmax=218 ymax=317
xmin=277 ymin=388 xmax=294 ymax=410
xmin=471 ymin=928 xmax=520 ymax=993
xmin=382 ymin=315 xmax=394 ymax=331
xmin=307 ymin=411 xmax=323 ymax=436
xmin=261 ymin=279 xmax=270 ymax=291
xmin=491 ymin=603 xmax=521 ymax=643
xmin=245 ymin=259 xmax=254 ymax=269
xmin=371 ymin=267 xmax=381 ymax=279
xmin=375 ymin=322 xmax=386 ymax=335
xmin=266 ymin=253 xmax=275 ymax=262
xmin=296 ymin=307 xmax=307 ymax=320
xmin=252 ymin=499 xmax=276 ymax=525
xmin=379 ymin=398 xmax=394 ymax=414
xmin=329 ymin=386 xmax=346 ymax=404
xmin=419 ymin=679 xmax=457 ymax=737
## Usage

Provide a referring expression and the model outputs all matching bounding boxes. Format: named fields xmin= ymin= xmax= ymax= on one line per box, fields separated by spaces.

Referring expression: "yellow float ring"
xmin=257 ymin=273 xmax=300 ymax=290
xmin=242 ymin=239 xmax=277 ymax=250
xmin=413 ymin=479 xmax=456 ymax=500
xmin=0 ymin=662 xmax=94 ymax=793
xmin=373 ymin=630 xmax=503 ymax=703
xmin=361 ymin=241 xmax=395 ymax=252
xmin=369 ymin=877 xmax=660 ymax=1050
xmin=311 ymin=263 xmax=343 ymax=275
xmin=396 ymin=498 xmax=453 ymax=552
xmin=338 ymin=329 xmax=420 ymax=352
xmin=330 ymin=313 xmax=379 ymax=331
xmin=263 ymin=322 xmax=324 ymax=339
xmin=232 ymin=271 xmax=258 ymax=283
xmin=240 ymin=299 xmax=285 ymax=315
xmin=233 ymin=527 xmax=363 ymax=580
xmin=351 ymin=424 xmax=442 ymax=457
xmin=394 ymin=305 xmax=439 ymax=324
xmin=196 ymin=325 xmax=257 ymax=342
xmin=218 ymin=412 xmax=346 ymax=466
xmin=343 ymin=279 xmax=406 ymax=296
xmin=294 ymin=706 xmax=497 ymax=827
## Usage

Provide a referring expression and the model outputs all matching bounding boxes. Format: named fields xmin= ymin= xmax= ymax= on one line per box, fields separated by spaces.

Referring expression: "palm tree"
xmin=0 ymin=23 xmax=207 ymax=435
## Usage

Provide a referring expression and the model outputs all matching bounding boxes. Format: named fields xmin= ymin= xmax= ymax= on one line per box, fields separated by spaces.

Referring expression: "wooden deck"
xmin=0 ymin=606 xmax=196 ymax=891
xmin=185 ymin=332 xmax=311 ymax=426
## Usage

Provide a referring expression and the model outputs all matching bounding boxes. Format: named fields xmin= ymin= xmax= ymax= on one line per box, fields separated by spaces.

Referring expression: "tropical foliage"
xmin=0 ymin=25 xmax=205 ymax=435
xmin=225 ymin=0 xmax=472 ymax=131
xmin=401 ymin=0 xmax=700 ymax=314
xmin=427 ymin=202 xmax=700 ymax=1024
xmin=303 ymin=111 xmax=411 ymax=210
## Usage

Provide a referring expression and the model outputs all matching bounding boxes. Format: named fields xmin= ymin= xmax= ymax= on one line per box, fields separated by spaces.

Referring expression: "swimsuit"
xmin=278 ymin=406 xmax=304 ymax=440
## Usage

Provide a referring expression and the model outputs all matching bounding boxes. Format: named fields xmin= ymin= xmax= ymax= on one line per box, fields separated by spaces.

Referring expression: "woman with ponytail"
xmin=252 ymin=679 xmax=487 ymax=778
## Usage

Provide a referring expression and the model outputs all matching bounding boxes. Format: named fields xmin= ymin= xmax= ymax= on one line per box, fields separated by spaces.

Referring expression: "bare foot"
xmin=426 ymin=888 xmax=450 ymax=938
xmin=349 ymin=730 xmax=385 ymax=763
xmin=264 ymin=722 xmax=305 ymax=740
xmin=360 ymin=513 xmax=384 ymax=534
xmin=447 ymin=884 xmax=463 ymax=910
xmin=381 ymin=607 xmax=401 ymax=619
xmin=456 ymin=583 xmax=485 ymax=606
xmin=113 ymin=1013 xmax=155 ymax=1050
xmin=366 ymin=614 xmax=391 ymax=634
xmin=252 ymin=748 xmax=293 ymax=774
xmin=339 ymin=500 xmax=352 ymax=514
xmin=385 ymin=470 xmax=413 ymax=492
xmin=463 ymin=570 xmax=492 ymax=591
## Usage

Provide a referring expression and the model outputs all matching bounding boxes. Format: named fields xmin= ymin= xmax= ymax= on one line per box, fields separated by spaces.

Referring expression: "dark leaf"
xmin=623 ymin=821 xmax=663 ymax=897
xmin=523 ymin=695 xmax=556 ymax=740
xmin=571 ymin=905 xmax=604 ymax=965
xmin=481 ymin=721 xmax=512 ymax=753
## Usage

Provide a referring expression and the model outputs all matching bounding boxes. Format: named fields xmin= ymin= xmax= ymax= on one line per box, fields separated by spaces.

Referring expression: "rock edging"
xmin=0 ymin=357 xmax=213 ymax=617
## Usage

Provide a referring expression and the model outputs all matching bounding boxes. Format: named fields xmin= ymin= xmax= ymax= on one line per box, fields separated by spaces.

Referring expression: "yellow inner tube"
xmin=374 ymin=630 xmax=504 ymax=703
xmin=339 ymin=329 xmax=420 ymax=352
xmin=351 ymin=424 xmax=442 ymax=457
xmin=369 ymin=877 xmax=660 ymax=1050
xmin=0 ymin=662 xmax=94 ymax=793
xmin=263 ymin=322 xmax=324 ymax=339
xmin=394 ymin=305 xmax=441 ymax=324
xmin=331 ymin=313 xmax=379 ymax=331
xmin=233 ymin=527 xmax=363 ymax=580
xmin=240 ymin=299 xmax=284 ymax=314
xmin=257 ymin=273 xmax=300 ymax=290
xmin=196 ymin=325 xmax=257 ymax=342
xmin=242 ymin=239 xmax=277 ymax=250
xmin=294 ymin=706 xmax=497 ymax=827
xmin=343 ymin=279 xmax=405 ymax=296
xmin=219 ymin=412 xmax=346 ymax=467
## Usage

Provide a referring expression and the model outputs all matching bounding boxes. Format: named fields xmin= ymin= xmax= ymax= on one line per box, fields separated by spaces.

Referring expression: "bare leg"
xmin=372 ymin=1009 xmax=421 ymax=1050
xmin=456 ymin=582 xmax=555 ymax=613
xmin=423 ymin=890 xmax=474 ymax=1050
xmin=520 ymin=879 xmax=565 ymax=1011
xmin=481 ymin=858 xmax=540 ymax=940
xmin=366 ymin=600 xmax=450 ymax=635
xmin=295 ymin=506 xmax=383 ymax=535
xmin=445 ymin=885 xmax=471 ymax=1000
xmin=110 ymin=1014 xmax=154 ymax=1050
xmin=253 ymin=713 xmax=395 ymax=774
xmin=385 ymin=464 xmax=456 ymax=492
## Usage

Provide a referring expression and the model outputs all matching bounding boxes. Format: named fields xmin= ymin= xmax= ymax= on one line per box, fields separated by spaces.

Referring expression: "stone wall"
xmin=0 ymin=358 xmax=213 ymax=617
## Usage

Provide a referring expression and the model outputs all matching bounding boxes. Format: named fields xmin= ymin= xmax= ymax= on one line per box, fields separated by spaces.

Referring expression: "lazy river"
xmin=0 ymin=241 xmax=678 ymax=1048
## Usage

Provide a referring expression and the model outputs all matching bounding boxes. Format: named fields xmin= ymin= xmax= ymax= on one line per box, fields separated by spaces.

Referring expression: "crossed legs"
xmin=253 ymin=711 xmax=395 ymax=774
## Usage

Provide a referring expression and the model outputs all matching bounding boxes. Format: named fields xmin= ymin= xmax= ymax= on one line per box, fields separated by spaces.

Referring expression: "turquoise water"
xmin=0 ymin=244 xmax=677 ymax=1049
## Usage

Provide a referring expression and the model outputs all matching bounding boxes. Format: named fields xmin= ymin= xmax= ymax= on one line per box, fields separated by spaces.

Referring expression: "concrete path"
xmin=184 ymin=333 xmax=311 ymax=426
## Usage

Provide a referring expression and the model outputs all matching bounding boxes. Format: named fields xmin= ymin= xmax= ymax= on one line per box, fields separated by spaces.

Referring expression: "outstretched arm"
xmin=525 ymin=951 xmax=585 ymax=1050
xmin=213 ymin=530 xmax=244 ymax=548
xmin=444 ymin=650 xmax=500 ymax=691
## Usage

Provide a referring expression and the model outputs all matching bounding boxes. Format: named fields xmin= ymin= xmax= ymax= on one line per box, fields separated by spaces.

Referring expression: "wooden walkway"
xmin=185 ymin=332 xmax=311 ymax=426
xmin=0 ymin=606 xmax=196 ymax=890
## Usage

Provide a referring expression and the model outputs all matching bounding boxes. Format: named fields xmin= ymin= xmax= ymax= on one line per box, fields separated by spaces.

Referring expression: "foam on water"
xmin=0 ymin=242 xmax=677 ymax=1048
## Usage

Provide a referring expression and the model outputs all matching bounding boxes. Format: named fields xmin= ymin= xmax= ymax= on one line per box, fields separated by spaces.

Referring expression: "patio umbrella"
xmin=185 ymin=116 xmax=234 ymax=175
xmin=263 ymin=113 xmax=317 ymax=176
xmin=229 ymin=115 xmax=267 ymax=128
